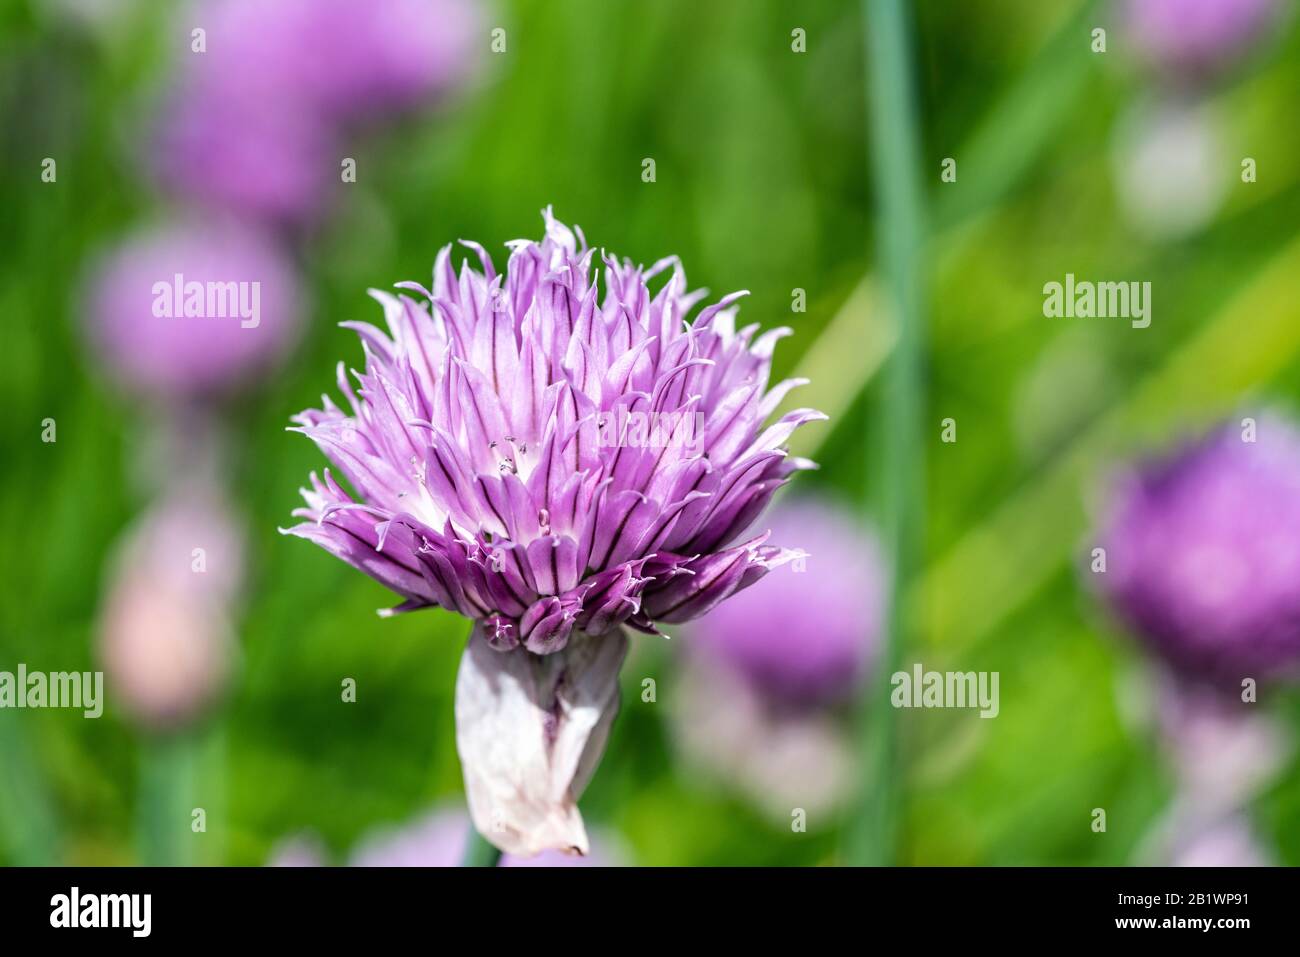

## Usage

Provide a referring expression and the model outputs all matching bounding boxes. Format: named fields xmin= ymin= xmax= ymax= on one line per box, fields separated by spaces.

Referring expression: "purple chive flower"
xmin=1093 ymin=414 xmax=1300 ymax=686
xmin=286 ymin=208 xmax=821 ymax=650
xmin=83 ymin=219 xmax=301 ymax=400
xmin=154 ymin=0 xmax=480 ymax=223
xmin=688 ymin=498 xmax=884 ymax=707
xmin=285 ymin=208 xmax=823 ymax=855
xmin=1121 ymin=0 xmax=1282 ymax=76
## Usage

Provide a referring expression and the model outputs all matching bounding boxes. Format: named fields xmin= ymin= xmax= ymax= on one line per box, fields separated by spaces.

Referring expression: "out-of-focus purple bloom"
xmin=154 ymin=0 xmax=480 ymax=223
xmin=284 ymin=209 xmax=822 ymax=855
xmin=1093 ymin=415 xmax=1300 ymax=686
xmin=669 ymin=499 xmax=881 ymax=820
xmin=1121 ymin=0 xmax=1282 ymax=76
xmin=1128 ymin=632 xmax=1287 ymax=866
xmin=183 ymin=0 xmax=480 ymax=120
xmin=688 ymin=498 xmax=884 ymax=707
xmin=349 ymin=808 xmax=467 ymax=867
xmin=672 ymin=655 xmax=858 ymax=823
xmin=83 ymin=219 xmax=301 ymax=400
xmin=272 ymin=806 xmax=623 ymax=867
xmin=153 ymin=97 xmax=338 ymax=227
xmin=1155 ymin=677 xmax=1289 ymax=810
xmin=97 ymin=487 xmax=243 ymax=728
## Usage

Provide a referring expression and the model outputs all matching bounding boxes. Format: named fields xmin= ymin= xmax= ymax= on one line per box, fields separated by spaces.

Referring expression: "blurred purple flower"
xmin=83 ymin=218 xmax=301 ymax=400
xmin=1122 ymin=0 xmax=1282 ymax=76
xmin=97 ymin=486 xmax=243 ymax=728
xmin=284 ymin=208 xmax=822 ymax=855
xmin=1125 ymin=618 xmax=1288 ymax=866
xmin=154 ymin=0 xmax=480 ymax=223
xmin=672 ymin=655 xmax=859 ymax=823
xmin=184 ymin=0 xmax=480 ymax=120
xmin=349 ymin=809 xmax=466 ymax=867
xmin=153 ymin=97 xmax=338 ymax=227
xmin=272 ymin=806 xmax=622 ymax=867
xmin=670 ymin=498 xmax=882 ymax=820
xmin=1093 ymin=414 xmax=1300 ymax=686
xmin=1154 ymin=674 xmax=1289 ymax=809
xmin=688 ymin=498 xmax=884 ymax=707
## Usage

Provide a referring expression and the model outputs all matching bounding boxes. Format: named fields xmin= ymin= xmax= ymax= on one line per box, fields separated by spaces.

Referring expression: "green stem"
xmin=136 ymin=732 xmax=199 ymax=866
xmin=0 ymin=713 xmax=61 ymax=864
xmin=461 ymin=826 xmax=503 ymax=867
xmin=848 ymin=0 xmax=928 ymax=867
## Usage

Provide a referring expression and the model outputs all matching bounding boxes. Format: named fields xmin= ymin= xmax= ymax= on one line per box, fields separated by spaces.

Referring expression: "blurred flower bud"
xmin=1126 ymin=633 xmax=1287 ymax=866
xmin=97 ymin=488 xmax=243 ymax=729
xmin=152 ymin=0 xmax=482 ymax=223
xmin=1155 ymin=676 xmax=1289 ymax=812
xmin=152 ymin=96 xmax=338 ymax=227
xmin=1120 ymin=0 xmax=1283 ymax=79
xmin=688 ymin=498 xmax=885 ymax=707
xmin=1110 ymin=97 xmax=1228 ymax=239
xmin=673 ymin=657 xmax=858 ymax=823
xmin=177 ymin=0 xmax=481 ymax=121
xmin=672 ymin=499 xmax=885 ymax=821
xmin=82 ymin=218 xmax=301 ymax=401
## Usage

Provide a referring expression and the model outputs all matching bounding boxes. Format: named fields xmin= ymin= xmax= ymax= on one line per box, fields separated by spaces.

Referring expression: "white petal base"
xmin=455 ymin=622 xmax=627 ymax=857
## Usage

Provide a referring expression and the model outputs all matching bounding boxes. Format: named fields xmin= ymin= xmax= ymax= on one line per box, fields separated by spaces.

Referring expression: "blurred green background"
xmin=2 ymin=0 xmax=1300 ymax=866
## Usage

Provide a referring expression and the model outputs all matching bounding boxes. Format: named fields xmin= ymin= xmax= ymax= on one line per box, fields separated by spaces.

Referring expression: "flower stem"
xmin=136 ymin=732 xmax=199 ymax=866
xmin=848 ymin=0 xmax=928 ymax=866
xmin=461 ymin=826 xmax=503 ymax=867
xmin=0 ymin=713 xmax=60 ymax=864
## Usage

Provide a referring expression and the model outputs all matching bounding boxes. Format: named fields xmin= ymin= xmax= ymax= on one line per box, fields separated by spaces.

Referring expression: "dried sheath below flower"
xmin=455 ymin=623 xmax=627 ymax=856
